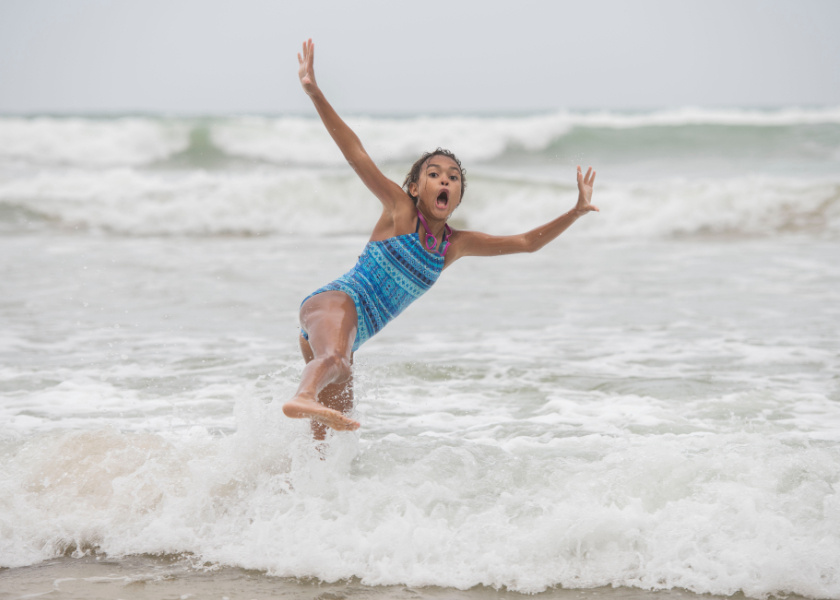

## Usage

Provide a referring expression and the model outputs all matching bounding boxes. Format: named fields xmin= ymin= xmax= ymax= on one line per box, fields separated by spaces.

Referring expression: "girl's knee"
xmin=323 ymin=352 xmax=352 ymax=381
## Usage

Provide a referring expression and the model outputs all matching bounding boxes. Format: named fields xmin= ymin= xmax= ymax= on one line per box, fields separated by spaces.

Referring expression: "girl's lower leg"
xmin=292 ymin=353 xmax=352 ymax=404
xmin=310 ymin=375 xmax=354 ymax=440
xmin=282 ymin=292 xmax=360 ymax=432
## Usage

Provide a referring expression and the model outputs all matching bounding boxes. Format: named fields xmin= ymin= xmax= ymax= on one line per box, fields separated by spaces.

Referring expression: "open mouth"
xmin=435 ymin=189 xmax=449 ymax=209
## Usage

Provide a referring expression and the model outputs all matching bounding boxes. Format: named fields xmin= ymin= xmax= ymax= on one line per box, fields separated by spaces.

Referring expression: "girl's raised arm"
xmin=298 ymin=39 xmax=406 ymax=209
xmin=447 ymin=167 xmax=598 ymax=263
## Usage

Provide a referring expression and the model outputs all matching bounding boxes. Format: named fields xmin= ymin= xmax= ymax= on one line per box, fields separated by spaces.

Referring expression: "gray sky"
xmin=1 ymin=0 xmax=838 ymax=114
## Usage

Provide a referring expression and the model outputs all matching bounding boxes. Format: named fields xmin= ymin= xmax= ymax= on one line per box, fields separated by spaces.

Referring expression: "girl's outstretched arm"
xmin=446 ymin=166 xmax=598 ymax=263
xmin=297 ymin=39 xmax=405 ymax=209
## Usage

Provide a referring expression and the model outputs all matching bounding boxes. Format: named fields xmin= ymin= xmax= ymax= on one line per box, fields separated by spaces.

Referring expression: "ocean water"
xmin=1 ymin=108 xmax=839 ymax=600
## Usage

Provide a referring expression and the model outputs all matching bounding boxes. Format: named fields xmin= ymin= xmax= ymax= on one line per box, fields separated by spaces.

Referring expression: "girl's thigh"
xmin=300 ymin=291 xmax=357 ymax=358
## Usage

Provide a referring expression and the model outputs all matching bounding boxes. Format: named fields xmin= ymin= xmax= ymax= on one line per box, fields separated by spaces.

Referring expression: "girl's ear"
xmin=408 ymin=181 xmax=418 ymax=198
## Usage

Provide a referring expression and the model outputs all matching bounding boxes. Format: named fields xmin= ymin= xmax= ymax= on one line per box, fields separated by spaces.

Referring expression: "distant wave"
xmin=2 ymin=168 xmax=837 ymax=239
xmin=550 ymin=105 xmax=840 ymax=127
xmin=0 ymin=117 xmax=190 ymax=167
xmin=2 ymin=107 xmax=839 ymax=167
xmin=209 ymin=107 xmax=840 ymax=166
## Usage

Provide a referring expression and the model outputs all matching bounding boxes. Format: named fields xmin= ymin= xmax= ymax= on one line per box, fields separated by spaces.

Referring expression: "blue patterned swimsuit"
xmin=301 ymin=219 xmax=448 ymax=352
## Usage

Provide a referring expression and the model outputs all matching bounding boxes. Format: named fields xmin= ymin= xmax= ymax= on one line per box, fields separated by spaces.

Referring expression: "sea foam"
xmin=1 ymin=167 xmax=837 ymax=238
xmin=1 ymin=392 xmax=839 ymax=598
xmin=0 ymin=117 xmax=190 ymax=167
xmin=3 ymin=107 xmax=839 ymax=168
xmin=210 ymin=107 xmax=840 ymax=166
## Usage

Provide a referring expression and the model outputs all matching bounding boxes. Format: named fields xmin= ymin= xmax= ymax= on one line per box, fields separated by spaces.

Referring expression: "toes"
xmin=316 ymin=411 xmax=358 ymax=431
xmin=283 ymin=400 xmax=358 ymax=431
xmin=334 ymin=416 xmax=360 ymax=431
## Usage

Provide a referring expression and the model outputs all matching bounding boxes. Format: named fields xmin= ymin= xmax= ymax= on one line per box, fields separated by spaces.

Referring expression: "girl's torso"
xmin=353 ymin=230 xmax=446 ymax=304
xmin=369 ymin=200 xmax=456 ymax=268
xmin=301 ymin=228 xmax=446 ymax=352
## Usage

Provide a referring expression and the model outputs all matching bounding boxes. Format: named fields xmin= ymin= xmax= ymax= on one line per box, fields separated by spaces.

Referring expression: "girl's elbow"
xmin=345 ymin=149 xmax=370 ymax=170
xmin=522 ymin=237 xmax=540 ymax=253
xmin=346 ymin=155 xmax=363 ymax=172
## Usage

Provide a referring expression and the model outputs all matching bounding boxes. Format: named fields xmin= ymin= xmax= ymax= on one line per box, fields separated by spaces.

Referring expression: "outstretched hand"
xmin=297 ymin=38 xmax=318 ymax=96
xmin=574 ymin=166 xmax=599 ymax=216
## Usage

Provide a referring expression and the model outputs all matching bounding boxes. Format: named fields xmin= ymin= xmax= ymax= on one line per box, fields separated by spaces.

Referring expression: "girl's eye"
xmin=429 ymin=172 xmax=438 ymax=178
xmin=450 ymin=175 xmax=459 ymax=181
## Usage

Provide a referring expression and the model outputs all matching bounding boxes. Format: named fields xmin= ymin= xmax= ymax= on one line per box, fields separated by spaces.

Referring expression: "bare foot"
xmin=282 ymin=395 xmax=360 ymax=431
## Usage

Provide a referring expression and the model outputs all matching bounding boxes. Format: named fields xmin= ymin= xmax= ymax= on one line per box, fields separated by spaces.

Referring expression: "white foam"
xmin=0 ymin=117 xmax=190 ymax=167
xmin=473 ymin=175 xmax=840 ymax=239
xmin=2 ymin=167 xmax=837 ymax=238
xmin=211 ymin=114 xmax=570 ymax=165
xmin=2 ymin=108 xmax=838 ymax=170
xmin=1 ymin=397 xmax=839 ymax=598
xmin=2 ymin=228 xmax=839 ymax=597
xmin=211 ymin=107 xmax=840 ymax=166
xmin=0 ymin=167 xmax=381 ymax=235
xmin=562 ymin=105 xmax=840 ymax=128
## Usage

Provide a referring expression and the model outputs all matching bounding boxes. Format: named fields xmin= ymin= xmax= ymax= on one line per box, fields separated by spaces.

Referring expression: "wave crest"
xmin=3 ymin=107 xmax=839 ymax=168
xmin=1 ymin=168 xmax=837 ymax=239
xmin=0 ymin=117 xmax=190 ymax=167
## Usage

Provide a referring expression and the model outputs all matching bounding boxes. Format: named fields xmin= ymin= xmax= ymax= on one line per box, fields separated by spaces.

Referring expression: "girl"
xmin=282 ymin=40 xmax=598 ymax=438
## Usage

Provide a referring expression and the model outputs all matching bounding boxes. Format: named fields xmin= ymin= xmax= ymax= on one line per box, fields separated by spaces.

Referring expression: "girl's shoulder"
xmin=392 ymin=194 xmax=420 ymax=225
xmin=369 ymin=192 xmax=417 ymax=241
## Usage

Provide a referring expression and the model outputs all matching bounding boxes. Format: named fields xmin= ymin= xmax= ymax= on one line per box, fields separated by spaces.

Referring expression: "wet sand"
xmin=0 ymin=554 xmax=812 ymax=600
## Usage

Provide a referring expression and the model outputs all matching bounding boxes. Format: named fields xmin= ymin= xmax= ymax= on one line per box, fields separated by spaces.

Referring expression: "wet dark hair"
xmin=402 ymin=148 xmax=466 ymax=205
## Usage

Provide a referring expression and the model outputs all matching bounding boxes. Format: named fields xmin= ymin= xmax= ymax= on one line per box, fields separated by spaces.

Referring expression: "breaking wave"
xmin=1 ymin=167 xmax=837 ymax=238
xmin=2 ymin=392 xmax=839 ymax=598
xmin=2 ymin=106 xmax=839 ymax=168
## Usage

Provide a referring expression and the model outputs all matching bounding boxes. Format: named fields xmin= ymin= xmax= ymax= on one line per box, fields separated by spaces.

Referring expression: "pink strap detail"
xmin=416 ymin=210 xmax=451 ymax=256
xmin=440 ymin=224 xmax=452 ymax=256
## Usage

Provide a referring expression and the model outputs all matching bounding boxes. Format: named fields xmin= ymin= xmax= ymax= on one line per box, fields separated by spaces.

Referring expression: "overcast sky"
xmin=1 ymin=0 xmax=838 ymax=114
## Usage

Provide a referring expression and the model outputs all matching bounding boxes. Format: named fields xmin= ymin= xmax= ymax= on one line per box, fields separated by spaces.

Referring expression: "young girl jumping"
xmin=282 ymin=39 xmax=598 ymax=438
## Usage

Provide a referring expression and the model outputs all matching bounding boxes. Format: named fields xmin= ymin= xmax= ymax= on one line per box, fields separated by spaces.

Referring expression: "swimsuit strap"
xmin=416 ymin=210 xmax=452 ymax=256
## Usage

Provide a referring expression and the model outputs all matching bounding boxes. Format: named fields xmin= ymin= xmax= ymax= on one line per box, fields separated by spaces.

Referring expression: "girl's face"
xmin=410 ymin=156 xmax=463 ymax=220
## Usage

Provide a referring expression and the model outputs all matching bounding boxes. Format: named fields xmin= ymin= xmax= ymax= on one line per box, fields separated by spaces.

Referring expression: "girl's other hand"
xmin=574 ymin=166 xmax=599 ymax=216
xmin=297 ymin=38 xmax=318 ymax=95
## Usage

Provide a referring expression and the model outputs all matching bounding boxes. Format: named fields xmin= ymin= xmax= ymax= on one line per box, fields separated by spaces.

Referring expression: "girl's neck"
xmin=417 ymin=207 xmax=446 ymax=237
xmin=416 ymin=208 xmax=452 ymax=255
